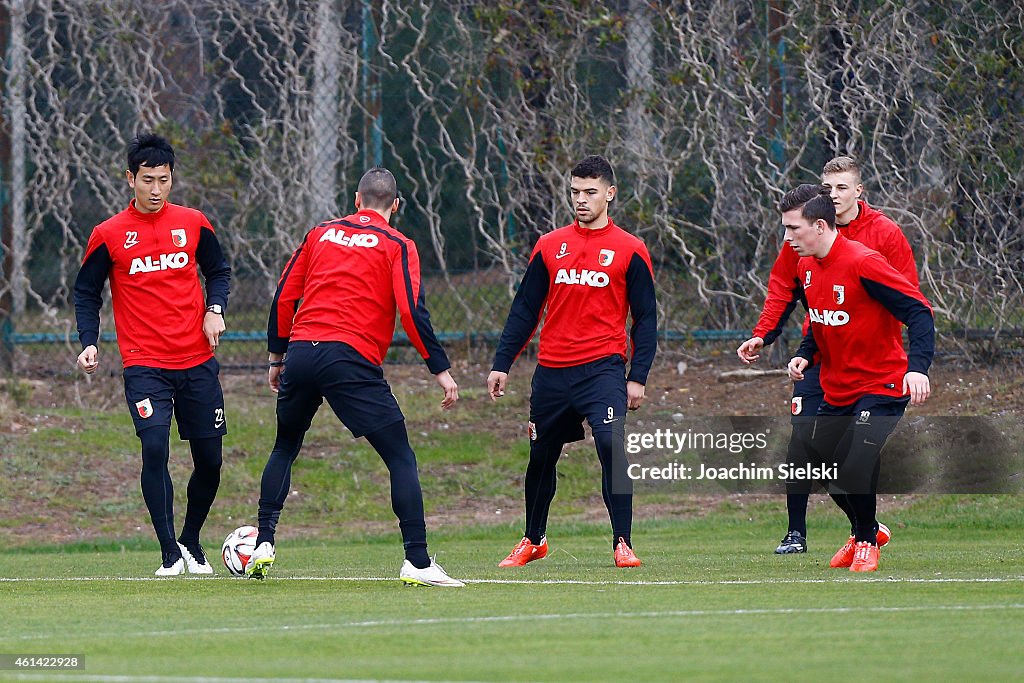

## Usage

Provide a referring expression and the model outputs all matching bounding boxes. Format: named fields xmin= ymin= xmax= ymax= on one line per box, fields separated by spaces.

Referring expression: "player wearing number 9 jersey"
xmin=487 ymin=155 xmax=657 ymax=568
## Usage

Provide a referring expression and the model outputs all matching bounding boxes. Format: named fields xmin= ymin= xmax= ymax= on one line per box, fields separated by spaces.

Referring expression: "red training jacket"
xmin=752 ymin=200 xmax=916 ymax=344
xmin=795 ymin=236 xmax=934 ymax=405
xmin=491 ymin=219 xmax=658 ymax=384
xmin=74 ymin=200 xmax=231 ymax=369
xmin=268 ymin=209 xmax=450 ymax=374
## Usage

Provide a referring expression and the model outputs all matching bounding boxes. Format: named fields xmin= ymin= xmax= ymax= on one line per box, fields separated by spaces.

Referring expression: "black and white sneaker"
xmin=155 ymin=549 xmax=184 ymax=576
xmin=774 ymin=530 xmax=807 ymax=554
xmin=178 ymin=541 xmax=214 ymax=575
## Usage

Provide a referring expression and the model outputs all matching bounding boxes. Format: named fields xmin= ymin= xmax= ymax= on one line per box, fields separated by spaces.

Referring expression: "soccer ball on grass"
xmin=221 ymin=525 xmax=258 ymax=576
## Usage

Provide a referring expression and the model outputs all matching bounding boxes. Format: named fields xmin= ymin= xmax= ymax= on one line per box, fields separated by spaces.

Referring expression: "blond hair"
xmin=822 ymin=155 xmax=861 ymax=180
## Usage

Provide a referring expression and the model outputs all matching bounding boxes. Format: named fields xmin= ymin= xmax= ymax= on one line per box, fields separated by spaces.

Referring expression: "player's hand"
xmin=268 ymin=365 xmax=283 ymax=393
xmin=788 ymin=356 xmax=809 ymax=381
xmin=435 ymin=370 xmax=459 ymax=409
xmin=203 ymin=311 xmax=226 ymax=351
xmin=903 ymin=371 xmax=930 ymax=406
xmin=487 ymin=370 xmax=508 ymax=401
xmin=627 ymin=380 xmax=646 ymax=410
xmin=77 ymin=345 xmax=99 ymax=374
xmin=268 ymin=354 xmax=285 ymax=393
xmin=736 ymin=336 xmax=764 ymax=364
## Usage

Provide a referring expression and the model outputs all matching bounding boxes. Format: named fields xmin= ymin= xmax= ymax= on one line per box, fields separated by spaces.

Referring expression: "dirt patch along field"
xmin=0 ymin=352 xmax=1020 ymax=546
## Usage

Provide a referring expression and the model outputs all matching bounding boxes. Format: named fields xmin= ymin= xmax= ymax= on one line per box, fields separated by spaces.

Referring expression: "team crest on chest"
xmin=170 ymin=228 xmax=187 ymax=248
xmin=833 ymin=284 xmax=845 ymax=305
xmin=599 ymin=249 xmax=615 ymax=267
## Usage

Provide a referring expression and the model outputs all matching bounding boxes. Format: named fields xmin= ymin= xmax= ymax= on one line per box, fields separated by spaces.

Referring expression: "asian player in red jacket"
xmin=487 ymin=155 xmax=658 ymax=568
xmin=74 ymin=133 xmax=231 ymax=576
xmin=782 ymin=184 xmax=934 ymax=572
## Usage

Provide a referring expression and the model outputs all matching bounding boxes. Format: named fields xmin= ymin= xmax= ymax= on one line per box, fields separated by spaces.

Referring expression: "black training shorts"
xmin=528 ymin=355 xmax=628 ymax=445
xmin=123 ymin=356 xmax=226 ymax=439
xmin=275 ymin=341 xmax=404 ymax=438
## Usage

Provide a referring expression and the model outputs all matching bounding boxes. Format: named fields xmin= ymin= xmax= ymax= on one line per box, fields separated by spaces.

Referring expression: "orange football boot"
xmin=876 ymin=522 xmax=891 ymax=548
xmin=830 ymin=536 xmax=857 ymax=568
xmin=850 ymin=541 xmax=880 ymax=572
xmin=614 ymin=537 xmax=642 ymax=567
xmin=498 ymin=537 xmax=548 ymax=567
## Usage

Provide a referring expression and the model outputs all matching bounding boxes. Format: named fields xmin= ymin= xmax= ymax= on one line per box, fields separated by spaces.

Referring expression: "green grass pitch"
xmin=2 ymin=508 xmax=1023 ymax=683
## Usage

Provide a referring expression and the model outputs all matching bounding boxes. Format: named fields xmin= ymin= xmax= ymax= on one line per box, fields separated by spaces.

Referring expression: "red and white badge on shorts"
xmin=791 ymin=397 xmax=803 ymax=415
xmin=135 ymin=398 xmax=154 ymax=419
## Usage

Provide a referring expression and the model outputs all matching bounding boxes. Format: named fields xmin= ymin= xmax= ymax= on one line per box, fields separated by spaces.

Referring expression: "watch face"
xmin=207 ymin=305 xmax=223 ymax=315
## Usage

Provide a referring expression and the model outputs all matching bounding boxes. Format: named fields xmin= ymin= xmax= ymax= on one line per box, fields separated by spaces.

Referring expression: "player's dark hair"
xmin=571 ymin=155 xmax=615 ymax=185
xmin=127 ymin=133 xmax=174 ymax=175
xmin=779 ymin=183 xmax=836 ymax=229
xmin=357 ymin=166 xmax=399 ymax=210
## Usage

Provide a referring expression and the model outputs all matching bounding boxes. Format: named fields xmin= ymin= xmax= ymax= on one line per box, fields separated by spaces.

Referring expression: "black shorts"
xmin=276 ymin=341 xmax=404 ymax=438
xmin=811 ymin=393 xmax=910 ymax=494
xmin=790 ymin=363 xmax=823 ymax=424
xmin=529 ymin=356 xmax=627 ymax=445
xmin=123 ymin=357 xmax=226 ymax=440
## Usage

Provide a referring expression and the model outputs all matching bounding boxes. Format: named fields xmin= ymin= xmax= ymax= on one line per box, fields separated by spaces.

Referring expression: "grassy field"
xmin=2 ymin=359 xmax=1023 ymax=682
xmin=2 ymin=503 xmax=1023 ymax=683
xmin=0 ymin=365 xmax=618 ymax=546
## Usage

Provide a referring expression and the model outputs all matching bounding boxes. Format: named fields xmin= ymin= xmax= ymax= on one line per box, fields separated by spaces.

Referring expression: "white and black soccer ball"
xmin=221 ymin=525 xmax=258 ymax=576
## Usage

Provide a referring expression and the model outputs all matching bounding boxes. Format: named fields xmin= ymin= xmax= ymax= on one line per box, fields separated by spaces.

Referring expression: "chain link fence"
xmin=0 ymin=0 xmax=1021 ymax=374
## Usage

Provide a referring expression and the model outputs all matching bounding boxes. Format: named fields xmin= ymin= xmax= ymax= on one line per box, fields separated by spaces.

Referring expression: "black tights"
xmin=524 ymin=430 xmax=633 ymax=548
xmin=256 ymin=420 xmax=430 ymax=568
xmin=139 ymin=427 xmax=222 ymax=555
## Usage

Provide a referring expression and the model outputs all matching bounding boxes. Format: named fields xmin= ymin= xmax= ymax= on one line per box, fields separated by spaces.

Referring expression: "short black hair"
xmin=779 ymin=183 xmax=835 ymax=228
xmin=127 ymin=133 xmax=174 ymax=175
xmin=357 ymin=167 xmax=399 ymax=210
xmin=571 ymin=155 xmax=615 ymax=185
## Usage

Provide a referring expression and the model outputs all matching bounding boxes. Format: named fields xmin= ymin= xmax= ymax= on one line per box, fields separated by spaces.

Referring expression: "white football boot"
xmin=399 ymin=559 xmax=465 ymax=587
xmin=155 ymin=553 xmax=185 ymax=576
xmin=178 ymin=542 xmax=214 ymax=575
xmin=245 ymin=541 xmax=276 ymax=580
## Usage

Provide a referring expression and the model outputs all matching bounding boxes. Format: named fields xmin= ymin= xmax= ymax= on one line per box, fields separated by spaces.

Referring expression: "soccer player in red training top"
xmin=246 ymin=167 xmax=463 ymax=587
xmin=74 ymin=133 xmax=231 ymax=576
xmin=737 ymin=156 xmax=917 ymax=555
xmin=781 ymin=184 xmax=933 ymax=572
xmin=487 ymin=155 xmax=658 ymax=568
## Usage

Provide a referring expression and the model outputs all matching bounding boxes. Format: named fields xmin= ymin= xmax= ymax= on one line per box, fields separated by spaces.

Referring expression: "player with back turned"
xmin=74 ymin=133 xmax=231 ymax=576
xmin=487 ymin=155 xmax=658 ymax=568
xmin=246 ymin=167 xmax=463 ymax=587
xmin=781 ymin=183 xmax=934 ymax=572
xmin=737 ymin=156 xmax=917 ymax=555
